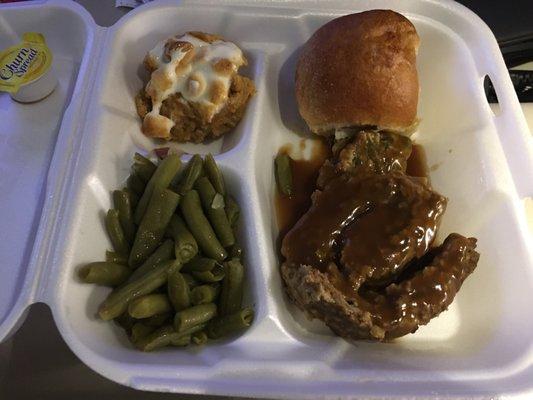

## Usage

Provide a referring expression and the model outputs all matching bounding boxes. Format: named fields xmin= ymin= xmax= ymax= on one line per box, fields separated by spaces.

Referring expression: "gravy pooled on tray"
xmin=274 ymin=140 xmax=330 ymax=239
xmin=135 ymin=32 xmax=255 ymax=143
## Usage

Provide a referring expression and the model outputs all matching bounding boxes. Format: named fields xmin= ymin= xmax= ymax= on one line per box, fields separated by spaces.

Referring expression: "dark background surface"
xmin=458 ymin=0 xmax=533 ymax=44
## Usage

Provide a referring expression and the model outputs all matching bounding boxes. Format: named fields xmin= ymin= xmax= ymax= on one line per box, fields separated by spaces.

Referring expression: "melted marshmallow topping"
xmin=142 ymin=33 xmax=245 ymax=138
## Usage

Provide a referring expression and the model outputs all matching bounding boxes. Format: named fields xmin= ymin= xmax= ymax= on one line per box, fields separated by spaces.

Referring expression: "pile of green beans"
xmin=78 ymin=152 xmax=254 ymax=351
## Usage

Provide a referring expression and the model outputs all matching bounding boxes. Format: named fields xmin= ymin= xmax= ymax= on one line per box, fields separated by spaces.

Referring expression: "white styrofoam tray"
xmin=1 ymin=0 xmax=532 ymax=398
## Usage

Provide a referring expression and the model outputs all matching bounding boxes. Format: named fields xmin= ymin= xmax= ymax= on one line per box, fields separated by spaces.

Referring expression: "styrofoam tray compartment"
xmin=0 ymin=0 xmax=96 ymax=340
xmin=1 ymin=0 xmax=533 ymax=398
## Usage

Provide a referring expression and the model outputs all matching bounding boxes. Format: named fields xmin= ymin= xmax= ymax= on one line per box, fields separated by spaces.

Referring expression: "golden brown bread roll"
xmin=295 ymin=10 xmax=420 ymax=136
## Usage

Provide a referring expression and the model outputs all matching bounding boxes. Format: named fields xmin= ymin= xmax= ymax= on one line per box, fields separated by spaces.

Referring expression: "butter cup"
xmin=10 ymin=64 xmax=57 ymax=103
xmin=0 ymin=32 xmax=57 ymax=103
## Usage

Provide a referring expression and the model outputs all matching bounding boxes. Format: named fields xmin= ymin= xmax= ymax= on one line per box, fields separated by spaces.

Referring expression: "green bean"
xmin=113 ymin=190 xmax=136 ymax=243
xmin=219 ymin=259 xmax=244 ymax=316
xmin=180 ymin=190 xmax=227 ymax=262
xmin=133 ymin=153 xmax=157 ymax=183
xmin=181 ymin=257 xmax=217 ymax=273
xmin=173 ymin=322 xmax=206 ymax=338
xmin=167 ymin=270 xmax=190 ymax=311
xmin=204 ymin=153 xmax=225 ymax=195
xmin=114 ymin=312 xmax=136 ymax=332
xmin=174 ymin=303 xmax=217 ymax=333
xmin=123 ymin=188 xmax=139 ymax=210
xmin=127 ymin=240 xmax=174 ymax=281
xmin=105 ymin=251 xmax=127 ymax=265
xmin=79 ymin=262 xmax=131 ymax=286
xmin=175 ymin=154 xmax=203 ymax=195
xmin=275 ymin=153 xmax=293 ymax=196
xmin=130 ymin=323 xmax=156 ymax=343
xmin=129 ymin=189 xmax=180 ymax=268
xmin=191 ymin=284 xmax=220 ymax=305
xmin=192 ymin=263 xmax=225 ymax=283
xmin=134 ymin=154 xmax=181 ymax=224
xmin=132 ymin=163 xmax=155 ymax=184
xmin=141 ymin=313 xmax=171 ymax=327
xmin=170 ymin=334 xmax=191 ymax=347
xmin=99 ymin=260 xmax=177 ymax=321
xmin=134 ymin=152 xmax=156 ymax=168
xmin=224 ymin=195 xmax=240 ymax=227
xmin=134 ymin=325 xmax=176 ymax=351
xmin=105 ymin=209 xmax=130 ymax=256
xmin=207 ymin=308 xmax=254 ymax=339
xmin=182 ymin=273 xmax=200 ymax=288
xmin=191 ymin=331 xmax=208 ymax=346
xmin=128 ymin=293 xmax=172 ymax=319
xmin=166 ymin=215 xmax=198 ymax=263
xmin=127 ymin=173 xmax=145 ymax=196
xmin=229 ymin=244 xmax=243 ymax=260
xmin=135 ymin=324 xmax=201 ymax=351
xmin=196 ymin=177 xmax=235 ymax=248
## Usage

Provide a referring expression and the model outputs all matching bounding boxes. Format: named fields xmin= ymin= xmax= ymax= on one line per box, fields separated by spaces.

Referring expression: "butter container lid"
xmin=0 ymin=32 xmax=53 ymax=93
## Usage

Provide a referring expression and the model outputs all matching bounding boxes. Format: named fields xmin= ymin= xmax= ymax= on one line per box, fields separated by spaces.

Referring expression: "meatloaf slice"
xmin=281 ymin=234 xmax=479 ymax=341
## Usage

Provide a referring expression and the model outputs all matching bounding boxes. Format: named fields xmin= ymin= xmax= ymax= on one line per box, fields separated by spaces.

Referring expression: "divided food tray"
xmin=1 ymin=0 xmax=533 ymax=398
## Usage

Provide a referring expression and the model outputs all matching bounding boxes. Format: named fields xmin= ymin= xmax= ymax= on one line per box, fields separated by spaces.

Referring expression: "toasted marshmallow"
xmin=142 ymin=32 xmax=246 ymax=139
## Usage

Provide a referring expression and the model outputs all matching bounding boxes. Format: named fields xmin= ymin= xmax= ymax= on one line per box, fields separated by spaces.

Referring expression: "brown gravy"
xmin=278 ymin=135 xmax=442 ymax=302
xmin=281 ymin=172 xmax=445 ymax=288
xmin=406 ymin=144 xmax=429 ymax=178
xmin=275 ymin=140 xmax=430 ymax=242
xmin=275 ymin=131 xmax=480 ymax=340
xmin=274 ymin=140 xmax=330 ymax=239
